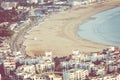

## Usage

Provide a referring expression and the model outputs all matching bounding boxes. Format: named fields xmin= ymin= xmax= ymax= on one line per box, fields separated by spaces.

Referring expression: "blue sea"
xmin=78 ymin=7 xmax=120 ymax=46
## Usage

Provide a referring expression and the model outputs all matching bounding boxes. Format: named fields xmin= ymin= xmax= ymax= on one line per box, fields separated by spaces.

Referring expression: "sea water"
xmin=78 ymin=7 xmax=120 ymax=46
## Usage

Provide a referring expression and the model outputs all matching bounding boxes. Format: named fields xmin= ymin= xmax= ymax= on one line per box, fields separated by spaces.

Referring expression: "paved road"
xmin=10 ymin=7 xmax=60 ymax=56
xmin=11 ymin=19 xmax=32 ymax=55
xmin=11 ymin=16 xmax=43 ymax=56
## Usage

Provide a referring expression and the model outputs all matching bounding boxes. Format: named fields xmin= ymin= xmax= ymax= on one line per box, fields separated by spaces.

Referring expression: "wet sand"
xmin=24 ymin=0 xmax=120 ymax=57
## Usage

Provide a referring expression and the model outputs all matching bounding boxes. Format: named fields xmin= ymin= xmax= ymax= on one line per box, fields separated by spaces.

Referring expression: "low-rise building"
xmin=48 ymin=74 xmax=62 ymax=80
xmin=0 ymin=74 xmax=1 ymax=80
xmin=27 ymin=0 xmax=38 ymax=4
xmin=36 ymin=62 xmax=55 ymax=73
xmin=3 ymin=56 xmax=16 ymax=75
xmin=91 ymin=74 xmax=120 ymax=80
xmin=30 ymin=74 xmax=47 ymax=80
xmin=16 ymin=65 xmax=36 ymax=79
xmin=63 ymin=69 xmax=88 ymax=80
xmin=1 ymin=2 xmax=18 ymax=10
xmin=0 ymin=40 xmax=11 ymax=54
xmin=16 ymin=65 xmax=36 ymax=74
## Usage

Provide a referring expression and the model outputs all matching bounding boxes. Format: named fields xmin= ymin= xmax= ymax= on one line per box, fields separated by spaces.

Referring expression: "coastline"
xmin=24 ymin=0 xmax=120 ymax=57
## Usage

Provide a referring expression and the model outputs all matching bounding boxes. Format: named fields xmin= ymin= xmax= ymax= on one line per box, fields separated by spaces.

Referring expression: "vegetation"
xmin=0 ymin=27 xmax=14 ymax=37
xmin=0 ymin=7 xmax=19 ymax=23
xmin=54 ymin=56 xmax=70 ymax=71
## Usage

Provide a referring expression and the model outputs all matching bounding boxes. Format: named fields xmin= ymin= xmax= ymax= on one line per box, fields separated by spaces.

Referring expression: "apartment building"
xmin=63 ymin=69 xmax=88 ymax=80
xmin=3 ymin=56 xmax=16 ymax=75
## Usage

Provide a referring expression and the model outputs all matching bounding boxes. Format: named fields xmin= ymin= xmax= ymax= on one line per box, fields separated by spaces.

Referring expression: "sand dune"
xmin=24 ymin=0 xmax=120 ymax=57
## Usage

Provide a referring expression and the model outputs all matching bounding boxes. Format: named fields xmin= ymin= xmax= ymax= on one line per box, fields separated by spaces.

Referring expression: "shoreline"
xmin=24 ymin=0 xmax=120 ymax=57
xmin=77 ymin=6 xmax=120 ymax=47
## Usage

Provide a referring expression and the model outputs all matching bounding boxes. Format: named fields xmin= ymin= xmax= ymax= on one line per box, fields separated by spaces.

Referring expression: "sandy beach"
xmin=24 ymin=0 xmax=120 ymax=57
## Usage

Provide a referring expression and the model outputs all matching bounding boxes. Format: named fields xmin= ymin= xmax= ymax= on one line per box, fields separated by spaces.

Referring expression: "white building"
xmin=31 ymin=74 xmax=46 ymax=80
xmin=27 ymin=0 xmax=38 ymax=4
xmin=16 ymin=65 xmax=36 ymax=79
xmin=0 ymin=74 xmax=1 ymax=80
xmin=43 ymin=51 xmax=53 ymax=62
xmin=16 ymin=65 xmax=36 ymax=74
xmin=70 ymin=50 xmax=81 ymax=62
xmin=0 ymin=40 xmax=11 ymax=54
xmin=36 ymin=62 xmax=54 ymax=73
xmin=16 ymin=72 xmax=32 ymax=80
xmin=38 ymin=0 xmax=44 ymax=4
xmin=90 ymin=53 xmax=104 ymax=62
xmin=63 ymin=69 xmax=88 ymax=80
xmin=3 ymin=57 xmax=16 ymax=75
xmin=48 ymin=74 xmax=62 ymax=80
xmin=1 ymin=2 xmax=17 ymax=10
xmin=96 ymin=67 xmax=106 ymax=76
xmin=9 ymin=23 xmax=18 ymax=30
xmin=67 ymin=0 xmax=94 ymax=6
xmin=91 ymin=74 xmax=120 ymax=80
